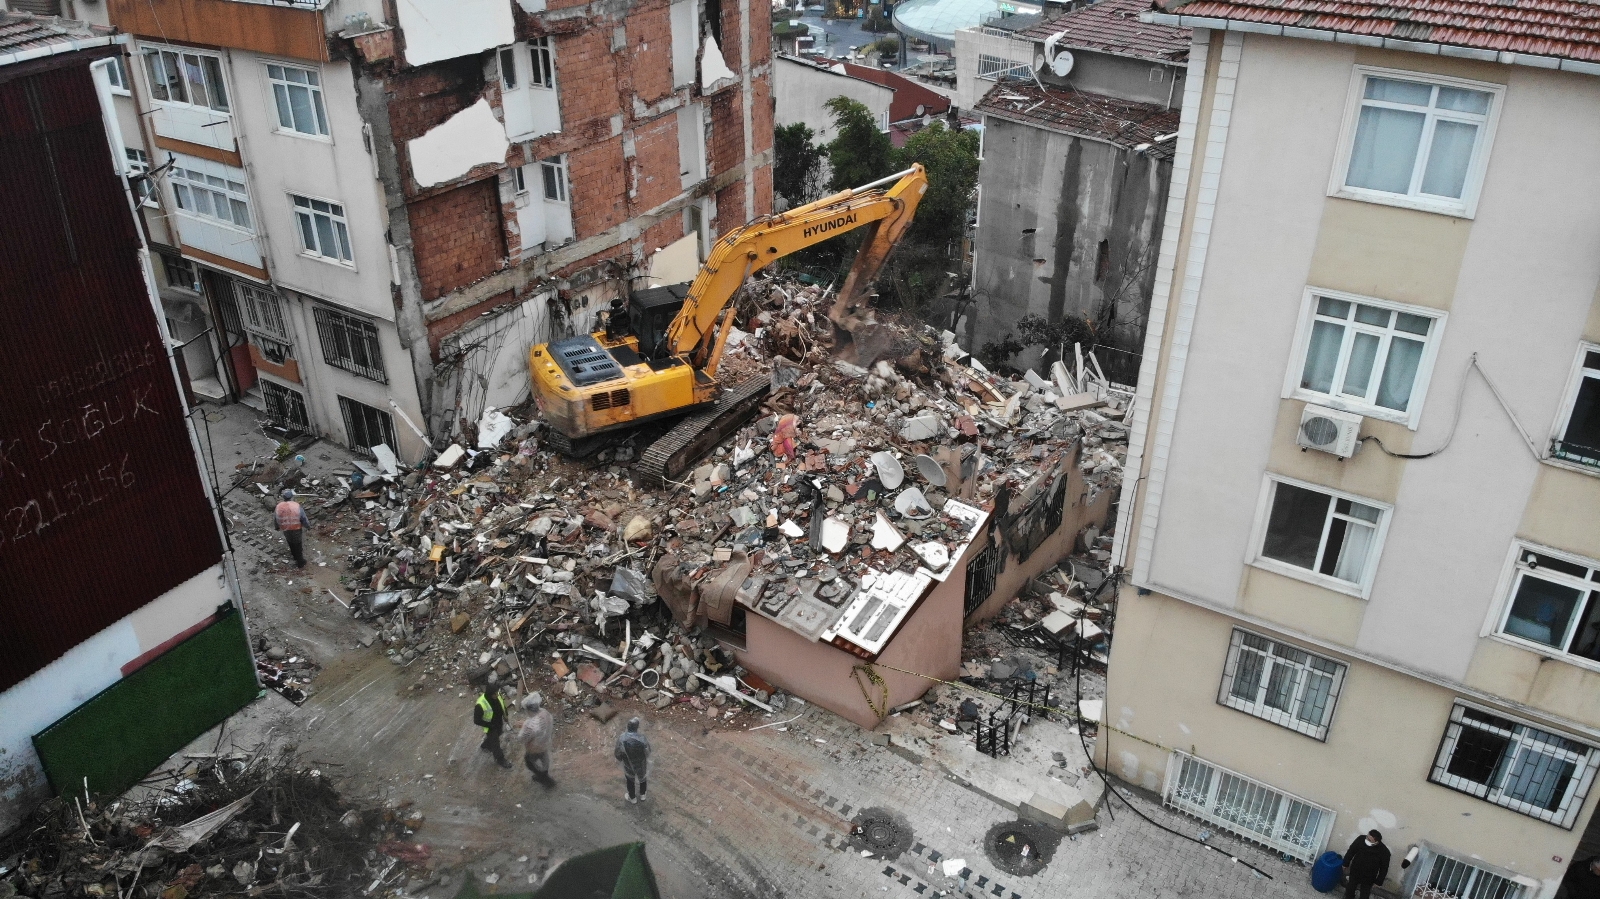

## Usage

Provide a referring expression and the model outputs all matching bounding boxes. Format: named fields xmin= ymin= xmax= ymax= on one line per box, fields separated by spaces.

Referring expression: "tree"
xmin=823 ymin=96 xmax=893 ymax=192
xmin=891 ymin=121 xmax=980 ymax=247
xmin=774 ymin=122 xmax=824 ymax=208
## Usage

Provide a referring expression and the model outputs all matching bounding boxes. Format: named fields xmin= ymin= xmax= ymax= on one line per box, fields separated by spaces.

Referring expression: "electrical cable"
xmin=1362 ymin=352 xmax=1541 ymax=461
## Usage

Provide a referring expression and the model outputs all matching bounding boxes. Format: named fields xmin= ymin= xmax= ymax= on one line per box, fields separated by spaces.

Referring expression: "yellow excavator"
xmin=529 ymin=164 xmax=928 ymax=483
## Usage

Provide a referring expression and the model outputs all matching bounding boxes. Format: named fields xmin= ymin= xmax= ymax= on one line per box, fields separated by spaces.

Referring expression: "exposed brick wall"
xmin=553 ymin=28 xmax=623 ymax=130
xmin=714 ymin=180 xmax=744 ymax=234
xmin=568 ymin=137 xmax=629 ymax=235
xmin=643 ymin=215 xmax=689 ymax=257
xmin=632 ymin=113 xmax=679 ymax=210
xmin=629 ymin=4 xmax=674 ymax=104
xmin=753 ymin=161 xmax=772 ymax=217
xmin=707 ymin=89 xmax=744 ymax=179
xmin=426 ymin=289 xmax=515 ymax=359
xmin=750 ymin=68 xmax=773 ymax=158
xmin=410 ymin=179 xmax=507 ymax=301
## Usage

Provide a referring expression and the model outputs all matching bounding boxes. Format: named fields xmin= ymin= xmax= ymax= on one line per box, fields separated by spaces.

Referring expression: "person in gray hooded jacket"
xmin=614 ymin=717 xmax=651 ymax=803
xmin=519 ymin=692 xmax=555 ymax=787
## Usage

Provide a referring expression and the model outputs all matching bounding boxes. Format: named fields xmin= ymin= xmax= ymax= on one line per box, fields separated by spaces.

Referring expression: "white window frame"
xmin=1428 ymin=701 xmax=1600 ymax=828
xmin=265 ymin=62 xmax=330 ymax=139
xmin=1402 ymin=844 xmax=1536 ymax=899
xmin=541 ymin=155 xmax=569 ymax=203
xmin=125 ymin=148 xmax=157 ymax=207
xmin=1545 ymin=342 xmax=1600 ymax=475
xmin=171 ymin=161 xmax=253 ymax=231
xmin=1484 ymin=540 xmax=1600 ymax=673
xmin=1163 ymin=750 xmax=1335 ymax=862
xmin=290 ymin=193 xmax=355 ymax=266
xmin=529 ymin=36 xmax=555 ymax=89
xmin=235 ymin=282 xmax=290 ymax=342
xmin=1282 ymin=287 xmax=1447 ymax=428
xmin=106 ymin=55 xmax=130 ymax=95
xmin=141 ymin=45 xmax=231 ymax=114
xmin=1218 ymin=628 xmax=1347 ymax=740
xmin=512 ymin=164 xmax=529 ymax=195
xmin=1247 ymin=474 xmax=1393 ymax=599
xmin=161 ymin=253 xmax=201 ymax=293
xmin=1328 ymin=66 xmax=1503 ymax=219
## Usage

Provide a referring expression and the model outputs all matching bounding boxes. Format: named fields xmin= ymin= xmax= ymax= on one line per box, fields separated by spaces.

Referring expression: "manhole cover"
xmin=848 ymin=807 xmax=914 ymax=860
xmin=981 ymin=819 xmax=1062 ymax=877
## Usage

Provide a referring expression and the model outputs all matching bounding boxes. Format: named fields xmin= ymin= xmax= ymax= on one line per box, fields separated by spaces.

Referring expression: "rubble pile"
xmin=258 ymin=274 xmax=1131 ymax=726
xmin=0 ymin=755 xmax=429 ymax=899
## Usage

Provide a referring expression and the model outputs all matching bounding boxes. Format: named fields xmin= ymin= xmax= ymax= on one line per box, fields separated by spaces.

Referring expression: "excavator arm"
xmin=666 ymin=164 xmax=928 ymax=369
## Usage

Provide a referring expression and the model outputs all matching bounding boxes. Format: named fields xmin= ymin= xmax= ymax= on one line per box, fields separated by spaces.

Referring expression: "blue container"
xmin=1311 ymin=851 xmax=1344 ymax=893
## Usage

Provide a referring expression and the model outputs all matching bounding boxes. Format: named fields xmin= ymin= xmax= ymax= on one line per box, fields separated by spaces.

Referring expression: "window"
xmin=977 ymin=53 xmax=1027 ymax=80
xmin=498 ymin=47 xmax=518 ymax=90
xmin=172 ymin=164 xmax=252 ymax=230
xmin=105 ymin=55 xmax=129 ymax=94
xmin=1495 ymin=546 xmax=1600 ymax=664
xmin=1408 ymin=849 xmax=1531 ymax=899
xmin=338 ymin=396 xmax=397 ymax=454
xmin=1429 ymin=703 xmax=1599 ymax=827
xmin=143 ymin=47 xmax=230 ymax=113
xmin=1163 ymin=751 xmax=1334 ymax=862
xmin=1551 ymin=345 xmax=1600 ymax=470
xmin=292 ymin=195 xmax=354 ymax=264
xmin=541 ymin=155 xmax=568 ymax=202
xmin=313 ymin=306 xmax=386 ymax=382
xmin=125 ymin=148 xmax=157 ymax=206
xmin=1335 ymin=69 xmax=1499 ymax=216
xmin=254 ymin=335 xmax=292 ymax=366
xmin=161 ymin=254 xmax=200 ymax=292
xmin=1218 ymin=629 xmax=1347 ymax=740
xmin=267 ymin=64 xmax=329 ymax=137
xmin=512 ymin=165 xmax=529 ymax=195
xmin=1290 ymin=291 xmax=1442 ymax=422
xmin=235 ymin=282 xmax=289 ymax=340
xmin=529 ymin=37 xmax=554 ymax=88
xmin=261 ymin=380 xmax=310 ymax=430
xmin=1254 ymin=477 xmax=1389 ymax=595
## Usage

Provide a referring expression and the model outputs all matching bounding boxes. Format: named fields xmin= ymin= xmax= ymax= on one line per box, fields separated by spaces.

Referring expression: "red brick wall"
xmin=630 ymin=4 xmax=674 ymax=104
xmin=410 ymin=179 xmax=506 ymax=301
xmin=714 ymin=180 xmax=744 ymax=234
xmin=426 ymin=289 xmax=516 ymax=359
xmin=568 ymin=137 xmax=629 ymax=235
xmin=632 ymin=113 xmax=679 ymax=210
xmin=707 ymin=89 xmax=744 ymax=179
xmin=643 ymin=215 xmax=689 ymax=257
xmin=750 ymin=68 xmax=773 ymax=159
xmin=553 ymin=27 xmax=622 ymax=129
xmin=753 ymin=161 xmax=772 ymax=217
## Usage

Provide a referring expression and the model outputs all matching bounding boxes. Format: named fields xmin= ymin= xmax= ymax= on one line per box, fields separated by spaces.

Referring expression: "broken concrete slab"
xmin=898 ymin=413 xmax=942 ymax=442
xmin=1020 ymin=781 xmax=1095 ymax=833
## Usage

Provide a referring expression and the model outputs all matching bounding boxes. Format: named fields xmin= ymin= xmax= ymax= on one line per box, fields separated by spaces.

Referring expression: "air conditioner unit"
xmin=1297 ymin=404 xmax=1362 ymax=459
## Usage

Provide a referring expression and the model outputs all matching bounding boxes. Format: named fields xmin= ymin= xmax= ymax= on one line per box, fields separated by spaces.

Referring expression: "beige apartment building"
xmin=1102 ymin=1 xmax=1600 ymax=897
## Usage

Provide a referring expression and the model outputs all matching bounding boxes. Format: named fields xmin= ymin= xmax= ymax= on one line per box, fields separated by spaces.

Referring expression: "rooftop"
xmin=1019 ymin=0 xmax=1191 ymax=62
xmin=975 ymin=78 xmax=1183 ymax=157
xmin=1153 ymin=0 xmax=1600 ymax=65
xmin=0 ymin=12 xmax=120 ymax=67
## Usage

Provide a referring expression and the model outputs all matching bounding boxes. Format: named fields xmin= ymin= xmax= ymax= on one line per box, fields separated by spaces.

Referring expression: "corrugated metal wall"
xmin=0 ymin=61 xmax=224 ymax=692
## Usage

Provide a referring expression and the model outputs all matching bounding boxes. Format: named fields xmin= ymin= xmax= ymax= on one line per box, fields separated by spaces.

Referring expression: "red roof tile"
xmin=975 ymin=78 xmax=1183 ymax=156
xmin=1019 ymin=0 xmax=1192 ymax=61
xmin=1158 ymin=0 xmax=1600 ymax=63
xmin=840 ymin=62 xmax=954 ymax=122
xmin=0 ymin=12 xmax=116 ymax=64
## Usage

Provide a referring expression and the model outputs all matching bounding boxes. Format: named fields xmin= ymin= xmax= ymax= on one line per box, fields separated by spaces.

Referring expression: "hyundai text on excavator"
xmin=529 ymin=164 xmax=928 ymax=484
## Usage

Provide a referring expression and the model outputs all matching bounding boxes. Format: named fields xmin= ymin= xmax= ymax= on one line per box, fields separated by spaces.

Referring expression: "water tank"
xmin=1312 ymin=851 xmax=1344 ymax=893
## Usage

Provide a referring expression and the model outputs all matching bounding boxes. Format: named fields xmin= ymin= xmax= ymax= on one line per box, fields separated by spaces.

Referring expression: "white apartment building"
xmin=1104 ymin=1 xmax=1600 ymax=896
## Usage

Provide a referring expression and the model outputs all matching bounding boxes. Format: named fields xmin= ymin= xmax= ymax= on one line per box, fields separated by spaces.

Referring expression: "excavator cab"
xmin=623 ymin=284 xmax=690 ymax=362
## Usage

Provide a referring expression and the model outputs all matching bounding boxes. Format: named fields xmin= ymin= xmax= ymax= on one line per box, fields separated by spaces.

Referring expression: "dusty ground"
xmin=189 ymin=403 xmax=1330 ymax=898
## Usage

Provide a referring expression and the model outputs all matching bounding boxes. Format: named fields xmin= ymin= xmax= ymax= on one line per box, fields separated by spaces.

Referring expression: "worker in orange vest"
xmin=274 ymin=488 xmax=310 ymax=568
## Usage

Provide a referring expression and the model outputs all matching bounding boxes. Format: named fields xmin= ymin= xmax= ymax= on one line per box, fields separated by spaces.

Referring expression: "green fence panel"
xmin=32 ymin=605 xmax=258 ymax=801
xmin=455 ymin=842 xmax=661 ymax=899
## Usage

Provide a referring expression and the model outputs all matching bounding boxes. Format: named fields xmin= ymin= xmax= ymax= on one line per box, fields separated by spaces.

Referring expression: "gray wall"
xmin=966 ymin=116 xmax=1169 ymax=382
xmin=1040 ymin=48 xmax=1184 ymax=107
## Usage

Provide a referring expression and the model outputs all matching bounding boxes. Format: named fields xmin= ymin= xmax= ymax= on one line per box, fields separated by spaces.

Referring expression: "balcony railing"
xmin=1550 ymin=439 xmax=1600 ymax=470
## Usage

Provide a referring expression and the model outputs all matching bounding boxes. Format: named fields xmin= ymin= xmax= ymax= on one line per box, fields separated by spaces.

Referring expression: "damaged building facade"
xmin=1107 ymin=4 xmax=1600 ymax=896
xmin=966 ymin=0 xmax=1187 ymax=382
xmin=78 ymin=0 xmax=772 ymax=461
xmin=0 ymin=14 xmax=255 ymax=834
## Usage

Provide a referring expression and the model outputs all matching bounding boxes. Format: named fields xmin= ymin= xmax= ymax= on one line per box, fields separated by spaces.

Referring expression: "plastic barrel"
xmin=1311 ymin=851 xmax=1344 ymax=892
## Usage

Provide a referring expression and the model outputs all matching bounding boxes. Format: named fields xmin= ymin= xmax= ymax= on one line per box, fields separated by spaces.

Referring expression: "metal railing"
xmin=1163 ymin=751 xmax=1334 ymax=863
xmin=1550 ymin=439 xmax=1600 ymax=470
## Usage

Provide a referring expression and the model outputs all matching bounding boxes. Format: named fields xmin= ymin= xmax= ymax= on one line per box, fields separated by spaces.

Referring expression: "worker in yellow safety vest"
xmin=472 ymin=681 xmax=513 ymax=768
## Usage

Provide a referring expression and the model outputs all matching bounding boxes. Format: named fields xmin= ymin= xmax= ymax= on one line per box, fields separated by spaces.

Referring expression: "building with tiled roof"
xmin=1019 ymin=0 xmax=1190 ymax=61
xmin=1103 ymin=0 xmax=1600 ymax=891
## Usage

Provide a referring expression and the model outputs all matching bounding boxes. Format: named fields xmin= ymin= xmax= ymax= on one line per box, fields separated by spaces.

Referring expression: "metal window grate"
xmin=235 ymin=282 xmax=289 ymax=340
xmin=1412 ymin=853 xmax=1527 ymax=899
xmin=1217 ymin=628 xmax=1346 ymax=741
xmin=1163 ymin=751 xmax=1334 ymax=862
xmin=1429 ymin=703 xmax=1599 ymax=828
xmin=261 ymin=380 xmax=309 ymax=430
xmin=313 ymin=306 xmax=386 ymax=382
xmin=336 ymin=396 xmax=396 ymax=456
xmin=964 ymin=543 xmax=1000 ymax=616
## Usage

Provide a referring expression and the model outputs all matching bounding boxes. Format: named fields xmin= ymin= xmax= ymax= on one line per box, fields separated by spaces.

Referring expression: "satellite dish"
xmin=915 ymin=103 xmax=925 ymax=116
xmin=1050 ymin=49 xmax=1075 ymax=77
xmin=1033 ymin=52 xmax=1048 ymax=71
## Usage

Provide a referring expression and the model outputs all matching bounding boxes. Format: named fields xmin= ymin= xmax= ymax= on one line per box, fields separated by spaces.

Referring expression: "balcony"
xmin=108 ymin=0 xmax=330 ymax=61
xmin=1550 ymin=439 xmax=1600 ymax=471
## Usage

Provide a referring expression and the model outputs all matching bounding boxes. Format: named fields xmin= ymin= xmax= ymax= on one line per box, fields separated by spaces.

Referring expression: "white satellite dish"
xmin=1041 ymin=30 xmax=1075 ymax=77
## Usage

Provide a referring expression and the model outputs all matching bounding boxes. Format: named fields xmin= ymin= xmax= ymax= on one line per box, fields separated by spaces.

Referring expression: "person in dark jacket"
xmin=614 ymin=717 xmax=651 ymax=803
xmin=1343 ymin=830 xmax=1391 ymax=899
xmin=1560 ymin=856 xmax=1600 ymax=899
xmin=472 ymin=683 xmax=513 ymax=769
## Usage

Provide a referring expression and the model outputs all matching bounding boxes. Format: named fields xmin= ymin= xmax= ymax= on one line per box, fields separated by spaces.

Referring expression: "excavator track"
xmin=638 ymin=374 xmax=771 ymax=486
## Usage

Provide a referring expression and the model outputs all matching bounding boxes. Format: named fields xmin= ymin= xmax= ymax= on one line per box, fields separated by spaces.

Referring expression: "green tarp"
xmin=455 ymin=842 xmax=662 ymax=899
xmin=32 ymin=604 xmax=259 ymax=801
